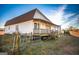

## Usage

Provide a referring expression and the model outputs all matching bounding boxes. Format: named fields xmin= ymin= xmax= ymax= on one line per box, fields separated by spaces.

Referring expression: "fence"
xmin=3 ymin=29 xmax=61 ymax=54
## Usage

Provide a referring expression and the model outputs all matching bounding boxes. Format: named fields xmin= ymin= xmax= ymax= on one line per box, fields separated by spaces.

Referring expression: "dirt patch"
xmin=69 ymin=31 xmax=79 ymax=37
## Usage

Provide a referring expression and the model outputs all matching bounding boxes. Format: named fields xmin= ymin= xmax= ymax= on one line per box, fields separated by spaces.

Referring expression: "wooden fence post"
xmin=12 ymin=32 xmax=20 ymax=55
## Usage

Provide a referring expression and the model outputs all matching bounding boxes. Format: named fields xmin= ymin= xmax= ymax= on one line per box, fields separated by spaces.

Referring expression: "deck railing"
xmin=33 ymin=29 xmax=51 ymax=34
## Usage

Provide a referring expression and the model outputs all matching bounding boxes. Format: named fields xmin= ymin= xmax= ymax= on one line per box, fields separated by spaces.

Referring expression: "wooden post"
xmin=12 ymin=24 xmax=20 ymax=54
xmin=12 ymin=34 xmax=16 ymax=54
xmin=12 ymin=32 xmax=20 ymax=55
xmin=15 ymin=32 xmax=20 ymax=54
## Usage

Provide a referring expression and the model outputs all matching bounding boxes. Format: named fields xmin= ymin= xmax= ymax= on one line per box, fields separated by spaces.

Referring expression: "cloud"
xmin=64 ymin=13 xmax=75 ymax=20
xmin=61 ymin=14 xmax=79 ymax=29
xmin=48 ymin=5 xmax=79 ymax=29
xmin=48 ymin=5 xmax=67 ymax=25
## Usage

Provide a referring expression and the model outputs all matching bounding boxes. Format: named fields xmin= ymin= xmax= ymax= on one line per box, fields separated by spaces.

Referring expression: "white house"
xmin=5 ymin=8 xmax=59 ymax=34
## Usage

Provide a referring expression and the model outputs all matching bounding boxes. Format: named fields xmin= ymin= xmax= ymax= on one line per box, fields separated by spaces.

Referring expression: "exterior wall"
xmin=33 ymin=10 xmax=49 ymax=22
xmin=5 ymin=20 xmax=34 ymax=34
xmin=33 ymin=10 xmax=55 ymax=30
xmin=33 ymin=20 xmax=52 ymax=30
xmin=5 ymin=25 xmax=16 ymax=34
xmin=51 ymin=25 xmax=57 ymax=31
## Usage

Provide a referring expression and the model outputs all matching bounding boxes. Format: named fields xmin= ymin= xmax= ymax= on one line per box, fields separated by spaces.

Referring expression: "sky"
xmin=0 ymin=4 xmax=79 ymax=29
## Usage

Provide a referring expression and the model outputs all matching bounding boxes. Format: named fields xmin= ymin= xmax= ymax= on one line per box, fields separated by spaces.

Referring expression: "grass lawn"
xmin=20 ymin=34 xmax=79 ymax=55
xmin=1 ymin=34 xmax=79 ymax=55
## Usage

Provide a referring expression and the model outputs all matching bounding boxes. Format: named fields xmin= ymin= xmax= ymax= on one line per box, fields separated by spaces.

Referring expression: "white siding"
xmin=33 ymin=10 xmax=49 ymax=22
xmin=5 ymin=25 xmax=16 ymax=34
xmin=18 ymin=20 xmax=33 ymax=33
xmin=5 ymin=20 xmax=34 ymax=34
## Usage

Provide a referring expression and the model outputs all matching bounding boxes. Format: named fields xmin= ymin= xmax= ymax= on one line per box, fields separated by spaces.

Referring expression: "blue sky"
xmin=0 ymin=4 xmax=79 ymax=29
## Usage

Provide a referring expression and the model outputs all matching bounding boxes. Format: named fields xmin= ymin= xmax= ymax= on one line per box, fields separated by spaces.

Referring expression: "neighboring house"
xmin=0 ymin=28 xmax=4 ymax=35
xmin=5 ymin=8 xmax=59 ymax=34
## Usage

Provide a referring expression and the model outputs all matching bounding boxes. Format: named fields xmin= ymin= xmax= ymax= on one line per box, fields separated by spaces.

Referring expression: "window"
xmin=8 ymin=26 xmax=10 ymax=30
xmin=16 ymin=25 xmax=19 ymax=32
xmin=34 ymin=23 xmax=40 ymax=30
